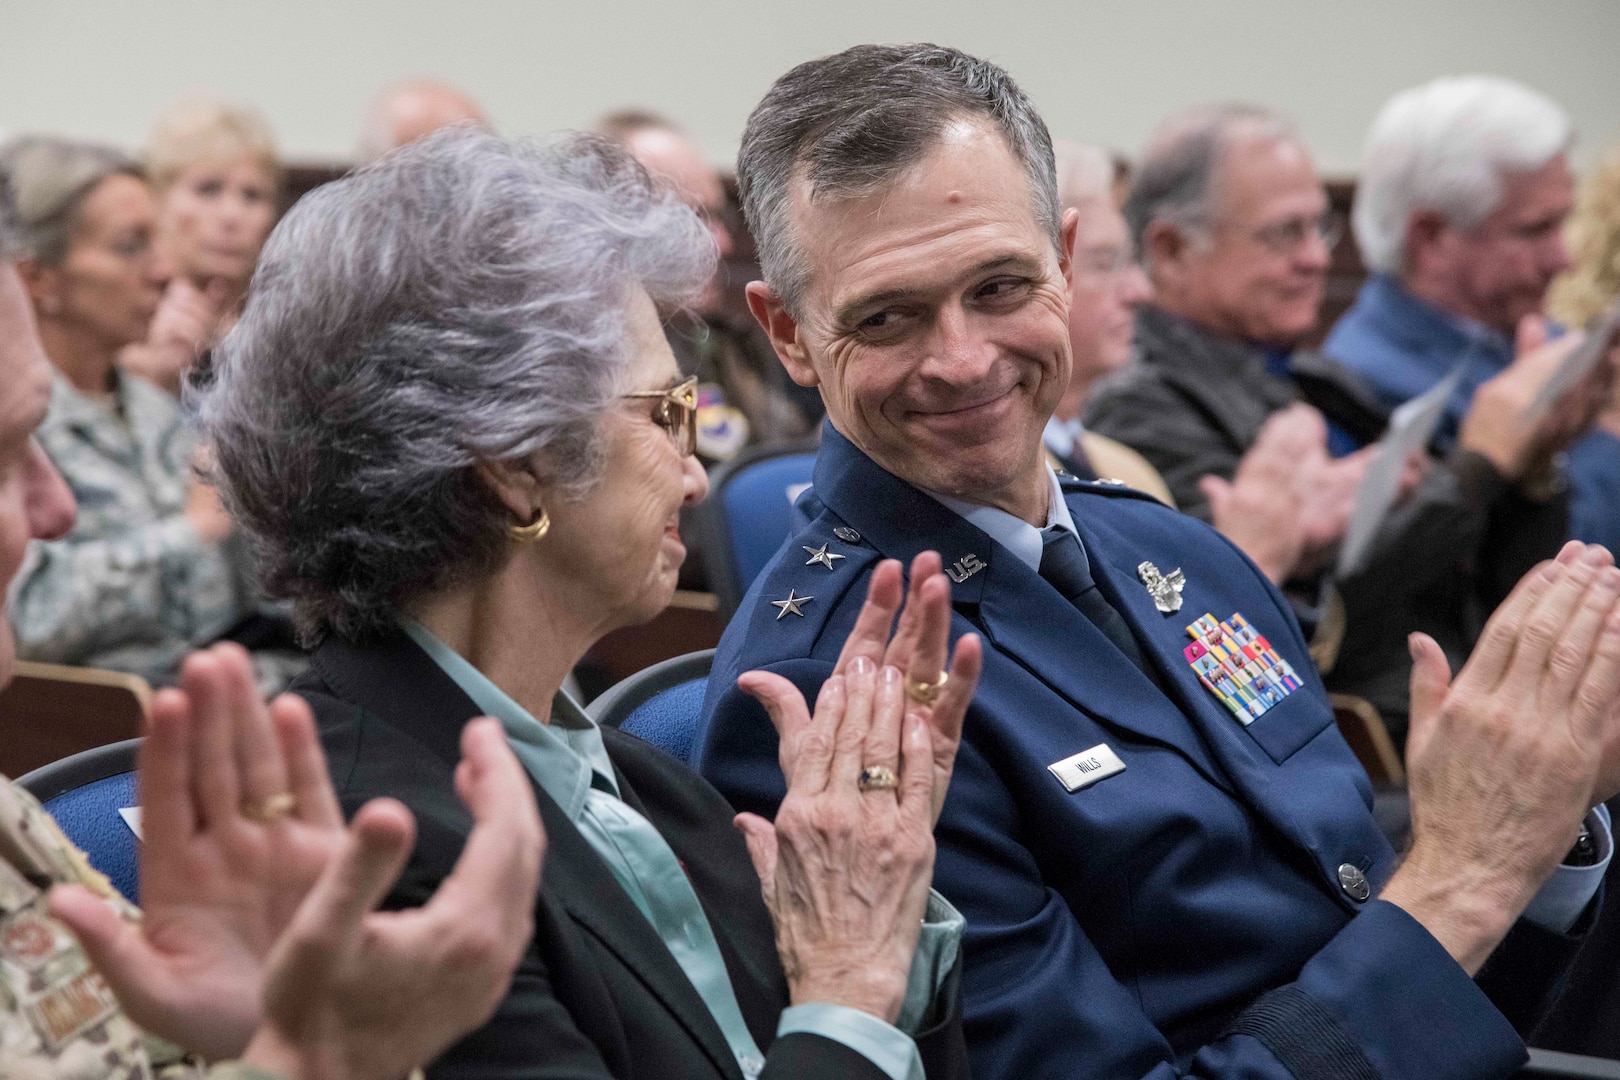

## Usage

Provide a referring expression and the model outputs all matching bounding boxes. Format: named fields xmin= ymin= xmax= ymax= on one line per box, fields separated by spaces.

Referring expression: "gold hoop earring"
xmin=507 ymin=507 xmax=550 ymax=543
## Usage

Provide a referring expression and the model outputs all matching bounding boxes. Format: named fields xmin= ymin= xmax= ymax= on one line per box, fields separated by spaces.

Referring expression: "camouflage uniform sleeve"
xmin=8 ymin=518 xmax=241 ymax=667
xmin=0 ymin=779 xmax=156 ymax=1077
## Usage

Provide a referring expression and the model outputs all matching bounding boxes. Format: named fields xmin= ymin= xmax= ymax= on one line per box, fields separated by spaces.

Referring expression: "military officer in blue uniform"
xmin=693 ymin=44 xmax=1619 ymax=1080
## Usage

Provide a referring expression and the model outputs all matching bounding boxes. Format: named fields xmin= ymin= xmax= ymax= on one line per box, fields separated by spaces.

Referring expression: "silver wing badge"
xmin=1136 ymin=561 xmax=1186 ymax=614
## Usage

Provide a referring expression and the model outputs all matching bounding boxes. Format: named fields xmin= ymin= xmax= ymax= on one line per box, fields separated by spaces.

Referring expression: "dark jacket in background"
xmin=1086 ymin=304 xmax=1567 ymax=735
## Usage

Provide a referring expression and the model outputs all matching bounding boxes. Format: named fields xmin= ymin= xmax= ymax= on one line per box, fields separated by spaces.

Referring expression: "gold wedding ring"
xmin=242 ymin=793 xmax=297 ymax=824
xmin=857 ymin=766 xmax=900 ymax=793
xmin=904 ymin=671 xmax=949 ymax=706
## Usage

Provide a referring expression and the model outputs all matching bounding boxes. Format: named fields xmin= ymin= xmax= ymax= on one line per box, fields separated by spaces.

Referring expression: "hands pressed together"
xmin=49 ymin=643 xmax=544 ymax=1080
xmin=1383 ymin=541 xmax=1620 ymax=974
xmin=735 ymin=552 xmax=981 ymax=1024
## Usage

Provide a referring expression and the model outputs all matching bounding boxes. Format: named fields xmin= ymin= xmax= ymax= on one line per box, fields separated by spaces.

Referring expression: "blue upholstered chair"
xmin=696 ymin=440 xmax=818 ymax=616
xmin=588 ymin=650 xmax=714 ymax=766
xmin=18 ymin=738 xmax=141 ymax=903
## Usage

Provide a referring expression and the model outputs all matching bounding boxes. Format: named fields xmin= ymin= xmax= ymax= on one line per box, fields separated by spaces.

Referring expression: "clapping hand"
xmin=50 ymin=643 xmax=345 ymax=1059
xmin=733 ymin=554 xmax=981 ymax=1023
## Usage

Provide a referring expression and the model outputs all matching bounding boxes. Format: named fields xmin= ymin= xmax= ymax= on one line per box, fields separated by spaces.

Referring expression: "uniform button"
xmin=1337 ymin=863 xmax=1370 ymax=902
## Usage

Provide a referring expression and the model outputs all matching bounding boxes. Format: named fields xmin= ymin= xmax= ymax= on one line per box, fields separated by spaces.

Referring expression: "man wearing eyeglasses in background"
xmin=1086 ymin=103 xmax=1607 ymax=739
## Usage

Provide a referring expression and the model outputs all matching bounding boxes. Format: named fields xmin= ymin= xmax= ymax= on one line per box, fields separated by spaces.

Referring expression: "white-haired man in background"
xmin=1326 ymin=75 xmax=1614 ymax=544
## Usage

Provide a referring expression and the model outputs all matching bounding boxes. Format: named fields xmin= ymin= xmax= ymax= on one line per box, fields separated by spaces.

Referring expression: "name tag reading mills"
xmin=1048 ymin=743 xmax=1127 ymax=793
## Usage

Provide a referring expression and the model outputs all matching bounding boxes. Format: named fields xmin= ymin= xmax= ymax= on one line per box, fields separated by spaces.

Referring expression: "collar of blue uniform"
xmin=923 ymin=466 xmax=1076 ymax=574
xmin=399 ymin=618 xmax=618 ymax=820
xmin=812 ymin=423 xmax=1045 ymax=605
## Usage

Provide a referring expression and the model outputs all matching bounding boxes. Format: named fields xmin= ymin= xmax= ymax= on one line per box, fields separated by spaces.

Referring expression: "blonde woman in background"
xmin=122 ymin=98 xmax=281 ymax=395
xmin=1549 ymin=147 xmax=1620 ymax=553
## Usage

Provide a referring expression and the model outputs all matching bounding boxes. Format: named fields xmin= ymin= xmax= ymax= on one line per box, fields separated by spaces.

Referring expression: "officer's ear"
xmin=746 ymin=281 xmax=818 ymax=388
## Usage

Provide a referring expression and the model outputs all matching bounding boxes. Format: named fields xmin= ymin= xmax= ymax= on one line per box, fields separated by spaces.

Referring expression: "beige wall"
xmin=5 ymin=0 xmax=1618 ymax=176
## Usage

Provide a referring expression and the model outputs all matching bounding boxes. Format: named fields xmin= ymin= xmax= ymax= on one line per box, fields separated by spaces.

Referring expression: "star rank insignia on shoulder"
xmin=771 ymin=589 xmax=813 ymax=619
xmin=803 ymin=543 xmax=845 ymax=570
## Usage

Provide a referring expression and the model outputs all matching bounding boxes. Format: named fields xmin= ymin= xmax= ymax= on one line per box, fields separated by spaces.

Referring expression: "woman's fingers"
xmin=733 ymin=813 xmax=780 ymax=916
xmin=858 ymin=665 xmax=906 ymax=782
xmin=832 ymin=560 xmax=904 ymax=675
xmin=932 ymin=632 xmax=983 ymax=752
xmin=896 ymin=711 xmax=935 ymax=822
xmin=828 ymin=659 xmax=877 ymax=789
xmin=737 ymin=670 xmax=817 ymax=786
xmin=273 ymin=694 xmax=344 ymax=829
xmin=880 ymin=553 xmax=942 ymax=674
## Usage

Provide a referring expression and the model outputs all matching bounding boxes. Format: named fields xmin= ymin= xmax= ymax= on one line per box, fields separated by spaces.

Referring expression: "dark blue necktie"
xmin=1038 ymin=528 xmax=1151 ymax=676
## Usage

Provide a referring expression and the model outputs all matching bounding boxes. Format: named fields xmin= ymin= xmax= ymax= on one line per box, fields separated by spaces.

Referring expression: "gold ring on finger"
xmin=904 ymin=671 xmax=949 ymax=706
xmin=242 ymin=793 xmax=296 ymax=824
xmin=857 ymin=766 xmax=900 ymax=793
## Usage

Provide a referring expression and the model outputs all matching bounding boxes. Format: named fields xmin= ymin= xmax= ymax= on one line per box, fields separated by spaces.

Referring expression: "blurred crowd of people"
xmin=0 ymin=48 xmax=1617 ymax=1080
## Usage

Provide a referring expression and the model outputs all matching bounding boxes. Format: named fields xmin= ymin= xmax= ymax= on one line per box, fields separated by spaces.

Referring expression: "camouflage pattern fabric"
xmin=8 ymin=371 xmax=252 ymax=683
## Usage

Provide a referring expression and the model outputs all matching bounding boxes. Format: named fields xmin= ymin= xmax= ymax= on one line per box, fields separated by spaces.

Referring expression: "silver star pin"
xmin=771 ymin=589 xmax=813 ymax=619
xmin=802 ymin=543 xmax=846 ymax=571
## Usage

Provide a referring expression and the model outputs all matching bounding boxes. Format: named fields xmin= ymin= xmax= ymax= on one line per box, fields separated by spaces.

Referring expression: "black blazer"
xmin=291 ymin=634 xmax=968 ymax=1080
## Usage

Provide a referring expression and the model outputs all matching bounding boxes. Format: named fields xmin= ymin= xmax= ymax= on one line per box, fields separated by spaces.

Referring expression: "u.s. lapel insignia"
xmin=771 ymin=589 xmax=813 ymax=619
xmin=1183 ymin=612 xmax=1302 ymax=725
xmin=833 ymin=526 xmax=861 ymax=544
xmin=946 ymin=553 xmax=987 ymax=584
xmin=802 ymin=543 xmax=845 ymax=570
xmin=1137 ymin=561 xmax=1186 ymax=614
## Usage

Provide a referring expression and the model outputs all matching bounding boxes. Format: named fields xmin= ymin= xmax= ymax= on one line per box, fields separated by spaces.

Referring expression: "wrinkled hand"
xmin=240 ymin=718 xmax=543 ymax=1080
xmin=735 ymin=558 xmax=981 ymax=1022
xmin=1204 ymin=405 xmax=1312 ymax=582
xmin=50 ymin=644 xmax=347 ymax=1060
xmin=818 ymin=553 xmax=981 ymax=825
xmin=1381 ymin=542 xmax=1620 ymax=974
xmin=1461 ymin=315 xmax=1618 ymax=481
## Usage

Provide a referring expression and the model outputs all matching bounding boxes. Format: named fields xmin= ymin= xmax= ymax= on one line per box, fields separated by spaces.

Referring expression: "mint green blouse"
xmin=402 ymin=620 xmax=962 ymax=1080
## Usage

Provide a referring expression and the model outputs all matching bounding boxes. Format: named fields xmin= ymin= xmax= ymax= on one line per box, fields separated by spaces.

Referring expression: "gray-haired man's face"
xmin=750 ymin=120 xmax=1076 ymax=521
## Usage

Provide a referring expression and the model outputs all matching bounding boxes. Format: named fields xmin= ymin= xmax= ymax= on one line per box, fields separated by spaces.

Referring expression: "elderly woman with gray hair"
xmin=195 ymin=126 xmax=979 ymax=1080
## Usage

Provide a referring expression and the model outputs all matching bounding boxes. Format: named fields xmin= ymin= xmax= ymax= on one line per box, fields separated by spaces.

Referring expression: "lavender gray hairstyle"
xmin=195 ymin=127 xmax=714 ymax=641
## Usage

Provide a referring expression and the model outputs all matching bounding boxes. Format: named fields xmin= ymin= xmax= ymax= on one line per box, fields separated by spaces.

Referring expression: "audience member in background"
xmin=119 ymin=98 xmax=281 ymax=396
xmin=0 ymin=136 xmax=295 ymax=690
xmin=1049 ymin=140 xmax=1309 ymax=582
xmin=598 ymin=109 xmax=820 ymax=463
xmin=697 ymin=45 xmax=1619 ymax=1080
xmin=0 ymin=168 xmax=544 ymax=1080
xmin=1551 ymin=147 xmax=1620 ymax=553
xmin=197 ymin=127 xmax=975 ymax=1080
xmin=1086 ymin=103 xmax=1607 ymax=733
xmin=357 ymin=77 xmax=489 ymax=162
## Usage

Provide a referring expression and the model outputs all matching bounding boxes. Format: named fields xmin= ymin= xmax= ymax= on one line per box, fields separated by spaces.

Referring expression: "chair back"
xmin=588 ymin=650 xmax=715 ymax=766
xmin=696 ymin=440 xmax=818 ymax=615
xmin=17 ymin=738 xmax=142 ymax=903
xmin=0 ymin=661 xmax=148 ymax=779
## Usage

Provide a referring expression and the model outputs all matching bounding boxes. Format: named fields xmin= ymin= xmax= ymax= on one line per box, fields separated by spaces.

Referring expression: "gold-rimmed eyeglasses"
xmin=622 ymin=375 xmax=699 ymax=457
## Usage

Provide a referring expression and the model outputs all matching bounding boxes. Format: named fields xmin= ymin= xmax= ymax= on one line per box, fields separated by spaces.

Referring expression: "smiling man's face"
xmin=753 ymin=121 xmax=1075 ymax=519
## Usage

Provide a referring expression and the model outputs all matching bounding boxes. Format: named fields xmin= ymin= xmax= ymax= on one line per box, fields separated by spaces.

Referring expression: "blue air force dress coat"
xmin=693 ymin=424 xmax=1592 ymax=1080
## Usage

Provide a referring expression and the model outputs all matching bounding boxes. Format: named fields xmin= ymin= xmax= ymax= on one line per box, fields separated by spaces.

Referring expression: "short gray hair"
xmin=0 ymin=136 xmax=142 ymax=266
xmin=196 ymin=128 xmax=714 ymax=641
xmin=1352 ymin=75 xmax=1573 ymax=275
xmin=737 ymin=43 xmax=1060 ymax=317
xmin=1124 ymin=103 xmax=1299 ymax=251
